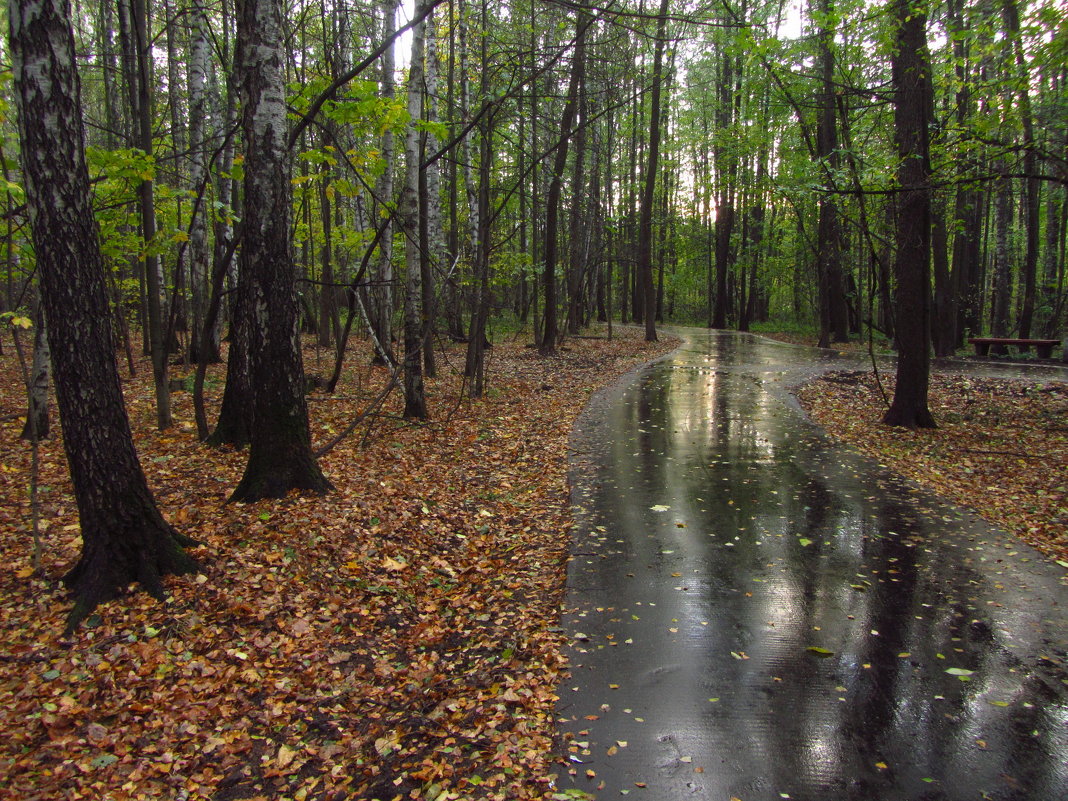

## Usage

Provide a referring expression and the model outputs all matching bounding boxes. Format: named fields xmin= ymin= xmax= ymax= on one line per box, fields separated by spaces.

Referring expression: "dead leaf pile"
xmin=0 ymin=326 xmax=678 ymax=801
xmin=797 ymin=370 xmax=1068 ymax=564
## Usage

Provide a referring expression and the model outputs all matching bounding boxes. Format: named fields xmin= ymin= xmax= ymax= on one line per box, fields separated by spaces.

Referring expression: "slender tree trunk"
xmin=990 ymin=171 xmax=1013 ymax=339
xmin=400 ymin=2 xmax=429 ymax=418
xmin=372 ymin=0 xmax=398 ymax=366
xmin=540 ymin=15 xmax=585 ymax=355
xmin=128 ymin=0 xmax=171 ymax=428
xmin=636 ymin=0 xmax=669 ymax=343
xmin=186 ymin=1 xmax=214 ymax=364
xmin=20 ymin=303 xmax=51 ymax=441
xmin=931 ymin=194 xmax=955 ymax=356
xmin=424 ymin=26 xmax=445 ymax=376
xmin=814 ymin=0 xmax=848 ymax=345
xmin=318 ymin=159 xmax=337 ymax=349
xmin=997 ymin=0 xmax=1038 ymax=339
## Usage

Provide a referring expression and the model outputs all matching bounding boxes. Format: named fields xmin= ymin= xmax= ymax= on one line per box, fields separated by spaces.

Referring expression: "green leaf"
xmin=945 ymin=667 xmax=974 ymax=679
xmin=807 ymin=646 xmax=834 ymax=656
xmin=90 ymin=753 xmax=119 ymax=769
xmin=798 ymin=537 xmax=813 ymax=547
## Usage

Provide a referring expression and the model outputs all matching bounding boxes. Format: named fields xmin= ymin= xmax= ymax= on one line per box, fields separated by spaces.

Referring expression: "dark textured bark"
xmin=123 ymin=0 xmax=172 ymax=428
xmin=10 ymin=0 xmax=197 ymax=628
xmin=400 ymin=1 xmax=429 ymax=418
xmin=20 ymin=304 xmax=51 ymax=441
xmin=206 ymin=281 xmax=252 ymax=448
xmin=540 ymin=16 xmax=585 ymax=355
xmin=990 ymin=172 xmax=1013 ymax=338
xmin=1002 ymin=0 xmax=1039 ymax=339
xmin=229 ymin=0 xmax=332 ymax=501
xmin=931 ymin=196 xmax=955 ymax=356
xmin=711 ymin=203 xmax=733 ymax=328
xmin=636 ymin=0 xmax=669 ymax=343
xmin=814 ymin=0 xmax=849 ymax=346
xmin=951 ymin=189 xmax=984 ymax=343
xmin=884 ymin=0 xmax=936 ymax=429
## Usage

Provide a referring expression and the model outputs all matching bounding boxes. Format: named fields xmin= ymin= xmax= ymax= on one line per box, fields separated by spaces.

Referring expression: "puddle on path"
xmin=556 ymin=330 xmax=1068 ymax=800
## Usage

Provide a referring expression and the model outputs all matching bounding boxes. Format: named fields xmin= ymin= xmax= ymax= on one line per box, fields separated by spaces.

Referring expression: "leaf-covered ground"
xmin=0 ymin=326 xmax=678 ymax=801
xmin=796 ymin=370 xmax=1068 ymax=565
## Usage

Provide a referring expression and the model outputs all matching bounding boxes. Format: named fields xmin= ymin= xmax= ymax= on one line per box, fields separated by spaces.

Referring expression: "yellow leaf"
xmin=277 ymin=744 xmax=298 ymax=769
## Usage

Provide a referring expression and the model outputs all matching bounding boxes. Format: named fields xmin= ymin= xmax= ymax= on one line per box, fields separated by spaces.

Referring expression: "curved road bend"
xmin=555 ymin=329 xmax=1068 ymax=801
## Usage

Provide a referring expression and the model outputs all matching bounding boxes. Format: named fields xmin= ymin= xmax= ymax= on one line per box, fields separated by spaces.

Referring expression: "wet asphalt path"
xmin=555 ymin=329 xmax=1068 ymax=801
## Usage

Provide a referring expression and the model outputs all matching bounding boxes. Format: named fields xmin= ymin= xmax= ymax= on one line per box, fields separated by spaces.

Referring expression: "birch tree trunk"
xmin=186 ymin=0 xmax=213 ymax=363
xmin=10 ymin=0 xmax=197 ymax=629
xmin=229 ymin=0 xmax=333 ymax=500
xmin=372 ymin=0 xmax=398 ymax=366
xmin=400 ymin=1 xmax=430 ymax=419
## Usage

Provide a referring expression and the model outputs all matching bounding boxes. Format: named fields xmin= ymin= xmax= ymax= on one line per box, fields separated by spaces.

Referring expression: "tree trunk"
xmin=20 ymin=304 xmax=51 ymax=441
xmin=1002 ymin=0 xmax=1039 ymax=339
xmin=814 ymin=0 xmax=849 ymax=345
xmin=372 ymin=0 xmax=398 ymax=366
xmin=540 ymin=15 xmax=585 ymax=355
xmin=884 ymin=0 xmax=936 ymax=429
xmin=400 ymin=1 xmax=429 ymax=418
xmin=931 ymin=194 xmax=955 ymax=356
xmin=186 ymin=1 xmax=214 ymax=364
xmin=990 ymin=171 xmax=1013 ymax=339
xmin=127 ymin=0 xmax=172 ymax=428
xmin=229 ymin=0 xmax=332 ymax=501
xmin=636 ymin=0 xmax=669 ymax=343
xmin=10 ymin=0 xmax=197 ymax=628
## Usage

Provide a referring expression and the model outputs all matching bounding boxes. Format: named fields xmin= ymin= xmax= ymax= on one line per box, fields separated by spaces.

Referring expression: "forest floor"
xmin=763 ymin=331 xmax=1068 ymax=566
xmin=0 ymin=325 xmax=678 ymax=801
xmin=2 ymin=325 xmax=1065 ymax=801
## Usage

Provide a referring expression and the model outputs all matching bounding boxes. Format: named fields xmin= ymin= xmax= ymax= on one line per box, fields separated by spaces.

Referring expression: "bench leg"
xmin=974 ymin=343 xmax=990 ymax=356
xmin=1037 ymin=344 xmax=1053 ymax=358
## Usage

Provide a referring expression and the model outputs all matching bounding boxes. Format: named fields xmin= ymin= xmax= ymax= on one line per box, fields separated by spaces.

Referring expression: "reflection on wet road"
xmin=557 ymin=330 xmax=1068 ymax=800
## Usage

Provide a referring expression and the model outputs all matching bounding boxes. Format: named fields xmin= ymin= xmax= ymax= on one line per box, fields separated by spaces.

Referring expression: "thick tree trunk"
xmin=229 ymin=0 xmax=332 ymax=501
xmin=884 ymin=0 xmax=936 ymax=429
xmin=10 ymin=0 xmax=197 ymax=628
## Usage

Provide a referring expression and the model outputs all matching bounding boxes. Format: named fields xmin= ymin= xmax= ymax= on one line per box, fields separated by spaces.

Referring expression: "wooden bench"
xmin=968 ymin=337 xmax=1060 ymax=359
